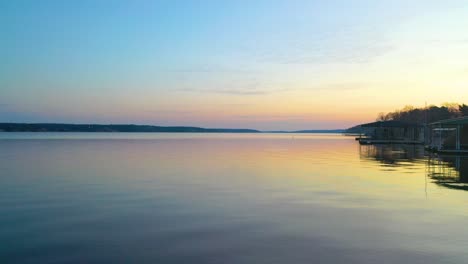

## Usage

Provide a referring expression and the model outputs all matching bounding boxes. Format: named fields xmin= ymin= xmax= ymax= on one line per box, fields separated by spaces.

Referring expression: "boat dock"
xmin=356 ymin=121 xmax=425 ymax=145
xmin=426 ymin=117 xmax=468 ymax=155
xmin=358 ymin=139 xmax=423 ymax=145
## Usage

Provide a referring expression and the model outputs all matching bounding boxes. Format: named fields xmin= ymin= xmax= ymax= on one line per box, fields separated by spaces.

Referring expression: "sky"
xmin=1 ymin=0 xmax=468 ymax=130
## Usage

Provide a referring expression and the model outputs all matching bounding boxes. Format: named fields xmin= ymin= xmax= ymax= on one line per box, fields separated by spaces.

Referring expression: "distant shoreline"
xmin=0 ymin=123 xmax=344 ymax=133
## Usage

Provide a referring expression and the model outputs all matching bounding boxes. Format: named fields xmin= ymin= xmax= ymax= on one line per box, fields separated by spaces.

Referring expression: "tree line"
xmin=376 ymin=103 xmax=468 ymax=124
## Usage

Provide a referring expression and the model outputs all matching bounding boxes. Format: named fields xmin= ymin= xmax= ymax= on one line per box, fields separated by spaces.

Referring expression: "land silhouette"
xmin=0 ymin=123 xmax=344 ymax=133
xmin=3 ymin=103 xmax=466 ymax=133
xmin=347 ymin=103 xmax=468 ymax=133
xmin=376 ymin=103 xmax=468 ymax=124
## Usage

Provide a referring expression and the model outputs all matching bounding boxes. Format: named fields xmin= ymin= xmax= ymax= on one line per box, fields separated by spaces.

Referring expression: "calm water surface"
xmin=1 ymin=133 xmax=468 ymax=263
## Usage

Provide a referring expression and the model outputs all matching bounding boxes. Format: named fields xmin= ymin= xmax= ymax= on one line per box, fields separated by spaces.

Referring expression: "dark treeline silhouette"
xmin=0 ymin=123 xmax=260 ymax=133
xmin=376 ymin=103 xmax=468 ymax=124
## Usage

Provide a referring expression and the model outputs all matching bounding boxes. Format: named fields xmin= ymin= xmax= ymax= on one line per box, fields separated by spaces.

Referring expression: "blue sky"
xmin=2 ymin=0 xmax=468 ymax=129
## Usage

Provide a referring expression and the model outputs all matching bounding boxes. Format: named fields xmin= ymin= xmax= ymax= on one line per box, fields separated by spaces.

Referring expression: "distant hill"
xmin=344 ymin=125 xmax=362 ymax=134
xmin=0 ymin=123 xmax=260 ymax=133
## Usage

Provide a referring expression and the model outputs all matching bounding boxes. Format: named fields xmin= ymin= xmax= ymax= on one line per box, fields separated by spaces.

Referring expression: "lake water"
xmin=1 ymin=133 xmax=468 ymax=263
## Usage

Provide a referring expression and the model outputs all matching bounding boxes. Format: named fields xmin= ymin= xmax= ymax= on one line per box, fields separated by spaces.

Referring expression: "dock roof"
xmin=429 ymin=116 xmax=468 ymax=126
xmin=360 ymin=121 xmax=422 ymax=128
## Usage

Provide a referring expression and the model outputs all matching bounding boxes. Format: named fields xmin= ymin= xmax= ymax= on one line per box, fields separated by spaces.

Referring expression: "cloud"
xmin=251 ymin=41 xmax=395 ymax=65
xmin=235 ymin=114 xmax=312 ymax=120
xmin=177 ymin=87 xmax=292 ymax=95
xmin=235 ymin=22 xmax=396 ymax=65
xmin=178 ymin=88 xmax=265 ymax=95
xmin=311 ymin=82 xmax=371 ymax=91
xmin=427 ymin=38 xmax=468 ymax=46
xmin=145 ymin=109 xmax=197 ymax=115
xmin=175 ymin=78 xmax=295 ymax=96
xmin=165 ymin=66 xmax=256 ymax=75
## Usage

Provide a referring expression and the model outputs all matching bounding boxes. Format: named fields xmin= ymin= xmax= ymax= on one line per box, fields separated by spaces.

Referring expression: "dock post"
xmin=439 ymin=124 xmax=442 ymax=150
xmin=456 ymin=125 xmax=461 ymax=150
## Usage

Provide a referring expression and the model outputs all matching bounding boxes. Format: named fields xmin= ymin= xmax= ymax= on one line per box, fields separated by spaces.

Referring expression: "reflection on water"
xmin=427 ymin=155 xmax=468 ymax=191
xmin=359 ymin=143 xmax=468 ymax=192
xmin=359 ymin=144 xmax=426 ymax=166
xmin=1 ymin=133 xmax=468 ymax=264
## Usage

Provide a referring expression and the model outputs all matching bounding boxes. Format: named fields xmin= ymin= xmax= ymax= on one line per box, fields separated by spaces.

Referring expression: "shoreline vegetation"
xmin=346 ymin=103 xmax=468 ymax=133
xmin=0 ymin=123 xmax=344 ymax=133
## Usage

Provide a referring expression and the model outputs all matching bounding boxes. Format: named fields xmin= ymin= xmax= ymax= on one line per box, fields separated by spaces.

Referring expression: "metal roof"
xmin=429 ymin=116 xmax=468 ymax=126
xmin=360 ymin=121 xmax=423 ymax=128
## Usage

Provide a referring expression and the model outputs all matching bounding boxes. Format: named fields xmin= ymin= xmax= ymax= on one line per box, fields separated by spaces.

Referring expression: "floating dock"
xmin=356 ymin=121 xmax=425 ymax=146
xmin=358 ymin=139 xmax=424 ymax=145
xmin=425 ymin=145 xmax=468 ymax=155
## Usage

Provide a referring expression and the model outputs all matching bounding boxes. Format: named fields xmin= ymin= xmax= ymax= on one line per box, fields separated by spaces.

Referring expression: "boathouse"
xmin=427 ymin=116 xmax=468 ymax=154
xmin=358 ymin=121 xmax=424 ymax=144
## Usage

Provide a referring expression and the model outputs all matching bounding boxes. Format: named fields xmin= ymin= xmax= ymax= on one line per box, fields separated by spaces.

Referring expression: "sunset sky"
xmin=2 ymin=0 xmax=468 ymax=130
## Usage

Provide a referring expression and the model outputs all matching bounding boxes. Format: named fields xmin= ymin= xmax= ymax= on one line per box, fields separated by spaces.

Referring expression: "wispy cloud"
xmin=236 ymin=23 xmax=396 ymax=65
xmin=145 ymin=109 xmax=197 ymax=115
xmin=253 ymin=43 xmax=394 ymax=65
xmin=427 ymin=38 xmax=468 ymax=45
xmin=165 ymin=66 xmax=257 ymax=75
xmin=178 ymin=88 xmax=262 ymax=95
xmin=311 ymin=82 xmax=371 ymax=91
xmin=175 ymin=77 xmax=295 ymax=96
xmin=235 ymin=114 xmax=312 ymax=120
xmin=177 ymin=87 xmax=292 ymax=95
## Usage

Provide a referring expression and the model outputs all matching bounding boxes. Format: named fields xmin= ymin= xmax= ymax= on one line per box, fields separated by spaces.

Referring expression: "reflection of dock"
xmin=359 ymin=142 xmax=468 ymax=192
xmin=359 ymin=144 xmax=425 ymax=165
xmin=426 ymin=155 xmax=468 ymax=191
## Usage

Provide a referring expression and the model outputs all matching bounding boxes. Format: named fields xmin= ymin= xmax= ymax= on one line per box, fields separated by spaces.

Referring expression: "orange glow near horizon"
xmin=2 ymin=1 xmax=468 ymax=130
